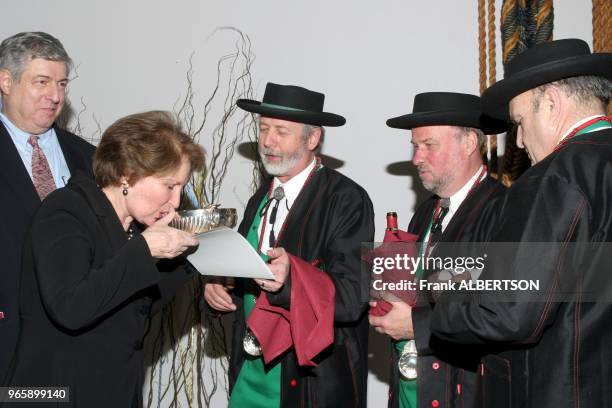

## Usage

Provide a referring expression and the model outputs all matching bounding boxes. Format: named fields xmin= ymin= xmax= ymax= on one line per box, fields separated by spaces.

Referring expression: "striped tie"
xmin=28 ymin=135 xmax=56 ymax=200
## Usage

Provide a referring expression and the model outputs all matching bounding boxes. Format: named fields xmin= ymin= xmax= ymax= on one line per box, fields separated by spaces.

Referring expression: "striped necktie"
xmin=28 ymin=135 xmax=56 ymax=200
xmin=429 ymin=198 xmax=450 ymax=244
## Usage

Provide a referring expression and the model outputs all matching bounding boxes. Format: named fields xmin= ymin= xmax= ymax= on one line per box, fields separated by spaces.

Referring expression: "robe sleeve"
xmin=322 ymin=186 xmax=375 ymax=322
xmin=431 ymin=174 xmax=590 ymax=345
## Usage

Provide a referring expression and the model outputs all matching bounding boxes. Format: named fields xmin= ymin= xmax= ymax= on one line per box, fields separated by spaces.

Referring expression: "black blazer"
xmin=5 ymin=173 xmax=195 ymax=407
xmin=0 ymin=123 xmax=95 ymax=383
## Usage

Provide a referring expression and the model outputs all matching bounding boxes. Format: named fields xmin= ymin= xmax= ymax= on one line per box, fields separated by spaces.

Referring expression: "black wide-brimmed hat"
xmin=236 ymin=82 xmax=345 ymax=127
xmin=386 ymin=92 xmax=509 ymax=134
xmin=482 ymin=39 xmax=612 ymax=120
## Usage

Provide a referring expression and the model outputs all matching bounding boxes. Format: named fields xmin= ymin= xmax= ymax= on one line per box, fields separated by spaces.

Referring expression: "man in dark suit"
xmin=370 ymin=92 xmax=507 ymax=408
xmin=431 ymin=39 xmax=612 ymax=407
xmin=204 ymin=83 xmax=374 ymax=407
xmin=0 ymin=31 xmax=95 ymax=382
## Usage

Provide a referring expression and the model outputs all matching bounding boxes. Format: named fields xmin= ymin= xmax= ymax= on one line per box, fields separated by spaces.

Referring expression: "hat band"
xmin=260 ymin=102 xmax=307 ymax=112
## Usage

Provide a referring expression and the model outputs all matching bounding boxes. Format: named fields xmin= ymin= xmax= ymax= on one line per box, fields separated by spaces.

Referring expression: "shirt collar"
xmin=447 ymin=165 xmax=485 ymax=214
xmin=272 ymin=158 xmax=317 ymax=209
xmin=0 ymin=112 xmax=54 ymax=146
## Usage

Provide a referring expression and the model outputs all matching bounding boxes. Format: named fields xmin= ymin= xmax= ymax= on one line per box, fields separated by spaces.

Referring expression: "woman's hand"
xmin=141 ymin=210 xmax=198 ymax=259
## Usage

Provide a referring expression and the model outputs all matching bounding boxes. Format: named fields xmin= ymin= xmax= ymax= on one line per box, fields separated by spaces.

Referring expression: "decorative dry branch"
xmin=58 ymin=64 xmax=103 ymax=143
xmin=145 ymin=26 xmax=259 ymax=408
xmin=62 ymin=97 xmax=102 ymax=144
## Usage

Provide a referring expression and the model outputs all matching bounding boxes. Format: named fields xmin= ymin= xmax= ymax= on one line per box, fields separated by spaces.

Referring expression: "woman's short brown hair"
xmin=93 ymin=111 xmax=205 ymax=187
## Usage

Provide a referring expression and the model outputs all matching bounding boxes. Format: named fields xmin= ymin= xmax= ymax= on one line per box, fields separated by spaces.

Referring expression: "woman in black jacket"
xmin=6 ymin=111 xmax=204 ymax=407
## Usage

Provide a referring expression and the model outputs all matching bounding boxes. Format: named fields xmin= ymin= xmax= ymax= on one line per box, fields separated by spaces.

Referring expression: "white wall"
xmin=1 ymin=0 xmax=592 ymax=406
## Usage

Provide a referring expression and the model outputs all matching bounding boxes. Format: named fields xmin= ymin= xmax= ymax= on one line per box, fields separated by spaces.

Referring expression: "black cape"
xmin=431 ymin=128 xmax=612 ymax=407
xmin=388 ymin=175 xmax=505 ymax=408
xmin=229 ymin=165 xmax=375 ymax=408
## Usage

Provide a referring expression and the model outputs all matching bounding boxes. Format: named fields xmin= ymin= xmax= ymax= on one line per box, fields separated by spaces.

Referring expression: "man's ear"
xmin=0 ymin=69 xmax=13 ymax=96
xmin=462 ymin=129 xmax=479 ymax=157
xmin=542 ymin=86 xmax=563 ymax=125
xmin=306 ymin=127 xmax=322 ymax=151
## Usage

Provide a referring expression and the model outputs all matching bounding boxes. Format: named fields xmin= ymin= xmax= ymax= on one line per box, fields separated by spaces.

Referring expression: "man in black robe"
xmin=370 ymin=92 xmax=506 ymax=408
xmin=204 ymin=82 xmax=374 ymax=407
xmin=430 ymin=39 xmax=612 ymax=407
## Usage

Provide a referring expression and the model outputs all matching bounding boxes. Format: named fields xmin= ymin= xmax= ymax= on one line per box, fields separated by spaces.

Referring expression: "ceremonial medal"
xmin=398 ymin=339 xmax=418 ymax=380
xmin=243 ymin=328 xmax=262 ymax=356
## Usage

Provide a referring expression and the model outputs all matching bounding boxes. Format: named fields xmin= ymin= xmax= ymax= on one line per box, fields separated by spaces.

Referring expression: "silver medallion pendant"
xmin=398 ymin=339 xmax=418 ymax=380
xmin=243 ymin=328 xmax=262 ymax=356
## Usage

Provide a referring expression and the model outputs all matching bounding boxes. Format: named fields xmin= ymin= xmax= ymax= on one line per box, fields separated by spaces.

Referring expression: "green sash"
xmin=577 ymin=119 xmax=611 ymax=135
xmin=229 ymin=193 xmax=281 ymax=408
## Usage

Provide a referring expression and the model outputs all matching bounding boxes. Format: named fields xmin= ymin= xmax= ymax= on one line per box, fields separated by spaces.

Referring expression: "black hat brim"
xmin=386 ymin=110 xmax=509 ymax=134
xmin=236 ymin=99 xmax=346 ymax=127
xmin=482 ymin=54 xmax=612 ymax=120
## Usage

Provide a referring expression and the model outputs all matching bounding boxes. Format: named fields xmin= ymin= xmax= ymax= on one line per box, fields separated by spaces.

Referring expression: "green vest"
xmin=396 ymin=209 xmax=436 ymax=408
xmin=229 ymin=193 xmax=281 ymax=408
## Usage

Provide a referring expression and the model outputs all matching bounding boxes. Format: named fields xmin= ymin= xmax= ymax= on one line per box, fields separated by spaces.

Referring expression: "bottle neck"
xmin=386 ymin=212 xmax=398 ymax=231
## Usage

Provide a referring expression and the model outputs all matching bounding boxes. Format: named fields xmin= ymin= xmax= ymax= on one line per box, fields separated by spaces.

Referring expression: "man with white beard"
xmin=204 ymin=83 xmax=374 ymax=408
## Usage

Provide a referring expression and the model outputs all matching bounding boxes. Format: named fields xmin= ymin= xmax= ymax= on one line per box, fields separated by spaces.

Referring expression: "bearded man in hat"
xmin=369 ymin=92 xmax=506 ymax=408
xmin=204 ymin=82 xmax=374 ymax=408
xmin=430 ymin=39 xmax=612 ymax=407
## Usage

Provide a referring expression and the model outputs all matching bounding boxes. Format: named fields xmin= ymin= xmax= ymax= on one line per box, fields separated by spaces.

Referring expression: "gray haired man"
xmin=0 ymin=32 xmax=95 ymax=382
xmin=431 ymin=39 xmax=612 ymax=408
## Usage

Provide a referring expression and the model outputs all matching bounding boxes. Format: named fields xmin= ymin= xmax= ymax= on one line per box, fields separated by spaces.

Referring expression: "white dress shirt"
xmin=258 ymin=158 xmax=317 ymax=254
xmin=0 ymin=112 xmax=71 ymax=188
xmin=422 ymin=164 xmax=486 ymax=244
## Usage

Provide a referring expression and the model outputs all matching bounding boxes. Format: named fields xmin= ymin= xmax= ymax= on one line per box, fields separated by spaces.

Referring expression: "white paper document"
xmin=187 ymin=227 xmax=274 ymax=279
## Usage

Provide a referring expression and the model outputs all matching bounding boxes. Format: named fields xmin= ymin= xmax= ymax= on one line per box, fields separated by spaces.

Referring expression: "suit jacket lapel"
xmin=0 ymin=123 xmax=40 ymax=215
xmin=55 ymin=127 xmax=92 ymax=177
